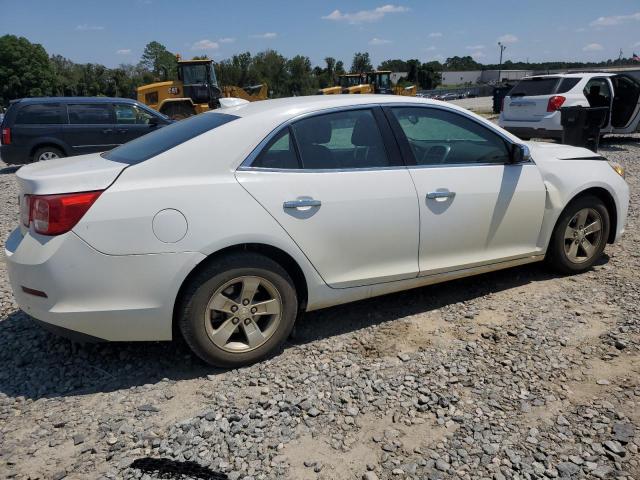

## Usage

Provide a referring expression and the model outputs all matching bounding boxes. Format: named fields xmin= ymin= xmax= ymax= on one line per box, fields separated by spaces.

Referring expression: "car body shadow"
xmin=0 ymin=165 xmax=20 ymax=175
xmin=0 ymin=258 xmax=604 ymax=401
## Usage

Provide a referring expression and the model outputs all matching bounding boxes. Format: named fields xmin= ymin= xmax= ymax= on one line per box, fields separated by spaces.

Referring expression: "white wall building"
xmin=441 ymin=70 xmax=534 ymax=85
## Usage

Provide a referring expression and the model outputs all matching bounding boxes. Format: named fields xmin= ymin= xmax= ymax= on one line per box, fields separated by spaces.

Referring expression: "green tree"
xmin=378 ymin=59 xmax=408 ymax=72
xmin=350 ymin=52 xmax=373 ymax=73
xmin=443 ymin=55 xmax=481 ymax=71
xmin=0 ymin=35 xmax=55 ymax=105
xmin=287 ymin=55 xmax=317 ymax=95
xmin=250 ymin=49 xmax=289 ymax=97
xmin=139 ymin=41 xmax=177 ymax=79
xmin=335 ymin=60 xmax=346 ymax=75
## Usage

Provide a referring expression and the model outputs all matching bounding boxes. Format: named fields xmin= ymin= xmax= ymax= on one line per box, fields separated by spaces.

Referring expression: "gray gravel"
xmin=0 ymin=135 xmax=639 ymax=480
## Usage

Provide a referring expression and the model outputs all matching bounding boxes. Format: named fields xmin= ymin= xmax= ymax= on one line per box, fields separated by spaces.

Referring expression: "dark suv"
xmin=0 ymin=97 xmax=171 ymax=165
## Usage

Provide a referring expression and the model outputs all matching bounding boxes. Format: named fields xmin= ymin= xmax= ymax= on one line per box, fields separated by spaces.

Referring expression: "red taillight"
xmin=1 ymin=128 xmax=10 ymax=145
xmin=547 ymin=95 xmax=566 ymax=112
xmin=28 ymin=191 xmax=103 ymax=235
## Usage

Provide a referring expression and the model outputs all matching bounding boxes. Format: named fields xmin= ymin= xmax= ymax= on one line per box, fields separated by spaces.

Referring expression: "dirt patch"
xmin=283 ymin=412 xmax=456 ymax=480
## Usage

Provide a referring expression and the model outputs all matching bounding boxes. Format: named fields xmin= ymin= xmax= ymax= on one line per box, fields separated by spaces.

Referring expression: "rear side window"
xmin=68 ymin=104 xmax=113 ymax=124
xmin=509 ymin=78 xmax=560 ymax=97
xmin=252 ymin=128 xmax=300 ymax=169
xmin=557 ymin=78 xmax=581 ymax=94
xmin=103 ymin=112 xmax=238 ymax=165
xmin=15 ymin=104 xmax=65 ymax=124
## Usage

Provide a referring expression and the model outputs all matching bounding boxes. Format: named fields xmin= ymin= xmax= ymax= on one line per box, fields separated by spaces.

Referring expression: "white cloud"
xmin=218 ymin=37 xmax=235 ymax=43
xmin=466 ymin=44 xmax=485 ymax=50
xmin=250 ymin=32 xmax=277 ymax=39
xmin=76 ymin=24 xmax=104 ymax=31
xmin=583 ymin=43 xmax=604 ymax=51
xmin=498 ymin=34 xmax=518 ymax=44
xmin=590 ymin=12 xmax=640 ymax=27
xmin=191 ymin=39 xmax=219 ymax=50
xmin=369 ymin=37 xmax=391 ymax=45
xmin=428 ymin=32 xmax=442 ymax=38
xmin=322 ymin=4 xmax=408 ymax=24
xmin=116 ymin=49 xmax=131 ymax=55
xmin=470 ymin=51 xmax=486 ymax=59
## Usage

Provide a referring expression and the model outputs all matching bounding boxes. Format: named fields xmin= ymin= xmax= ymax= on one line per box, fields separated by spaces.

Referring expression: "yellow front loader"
xmin=137 ymin=57 xmax=267 ymax=119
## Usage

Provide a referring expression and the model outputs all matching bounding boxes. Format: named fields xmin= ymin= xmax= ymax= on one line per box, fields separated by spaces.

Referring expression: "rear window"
xmin=509 ymin=78 xmax=560 ymax=97
xmin=15 ymin=104 xmax=65 ymax=124
xmin=68 ymin=104 xmax=113 ymax=124
xmin=103 ymin=112 xmax=238 ymax=165
xmin=557 ymin=77 xmax=581 ymax=94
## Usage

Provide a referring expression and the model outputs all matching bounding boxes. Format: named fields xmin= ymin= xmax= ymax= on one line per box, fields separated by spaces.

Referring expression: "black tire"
xmin=178 ymin=253 xmax=298 ymax=368
xmin=546 ymin=194 xmax=610 ymax=274
xmin=33 ymin=146 xmax=64 ymax=163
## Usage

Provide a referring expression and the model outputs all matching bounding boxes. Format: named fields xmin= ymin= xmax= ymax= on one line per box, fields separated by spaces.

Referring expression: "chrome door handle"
xmin=283 ymin=199 xmax=321 ymax=209
xmin=426 ymin=191 xmax=455 ymax=200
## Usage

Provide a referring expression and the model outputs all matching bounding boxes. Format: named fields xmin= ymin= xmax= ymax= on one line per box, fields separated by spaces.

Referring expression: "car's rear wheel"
xmin=178 ymin=253 xmax=298 ymax=367
xmin=33 ymin=146 xmax=64 ymax=163
xmin=546 ymin=195 xmax=610 ymax=274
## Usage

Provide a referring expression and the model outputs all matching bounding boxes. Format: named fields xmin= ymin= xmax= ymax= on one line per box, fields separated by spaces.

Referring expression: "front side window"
xmin=182 ymin=64 xmax=209 ymax=84
xmin=68 ymin=104 xmax=113 ymax=124
xmin=115 ymin=104 xmax=155 ymax=124
xmin=15 ymin=104 xmax=65 ymax=125
xmin=291 ymin=109 xmax=394 ymax=169
xmin=391 ymin=107 xmax=510 ymax=165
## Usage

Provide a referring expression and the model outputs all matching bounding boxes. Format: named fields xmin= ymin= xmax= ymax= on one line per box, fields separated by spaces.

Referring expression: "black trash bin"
xmin=560 ymin=106 xmax=609 ymax=151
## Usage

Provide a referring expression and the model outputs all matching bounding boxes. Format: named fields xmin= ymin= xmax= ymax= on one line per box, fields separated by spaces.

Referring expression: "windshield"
xmin=376 ymin=73 xmax=391 ymax=89
xmin=340 ymin=76 xmax=362 ymax=88
xmin=103 ymin=112 xmax=238 ymax=165
xmin=182 ymin=64 xmax=209 ymax=85
xmin=509 ymin=77 xmax=561 ymax=97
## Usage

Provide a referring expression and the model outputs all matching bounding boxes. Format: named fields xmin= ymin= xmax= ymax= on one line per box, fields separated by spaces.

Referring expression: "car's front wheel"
xmin=178 ymin=253 xmax=298 ymax=367
xmin=547 ymin=195 xmax=610 ymax=274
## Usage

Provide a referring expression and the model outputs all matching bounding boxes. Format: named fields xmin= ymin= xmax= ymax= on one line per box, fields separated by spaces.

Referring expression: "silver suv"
xmin=499 ymin=73 xmax=640 ymax=140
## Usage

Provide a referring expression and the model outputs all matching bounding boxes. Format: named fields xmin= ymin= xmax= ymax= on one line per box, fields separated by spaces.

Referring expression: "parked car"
xmin=0 ymin=97 xmax=171 ymax=165
xmin=6 ymin=95 xmax=628 ymax=367
xmin=499 ymin=73 xmax=640 ymax=140
xmin=439 ymin=93 xmax=458 ymax=101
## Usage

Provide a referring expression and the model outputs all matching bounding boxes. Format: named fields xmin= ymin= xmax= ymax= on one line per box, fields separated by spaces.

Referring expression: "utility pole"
xmin=498 ymin=42 xmax=507 ymax=84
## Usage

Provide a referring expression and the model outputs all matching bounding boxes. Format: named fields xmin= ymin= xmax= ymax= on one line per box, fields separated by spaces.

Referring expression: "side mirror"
xmin=148 ymin=116 xmax=160 ymax=127
xmin=510 ymin=143 xmax=531 ymax=164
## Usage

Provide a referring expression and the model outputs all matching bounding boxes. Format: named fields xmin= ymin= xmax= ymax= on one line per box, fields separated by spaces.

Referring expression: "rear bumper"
xmin=5 ymin=228 xmax=205 ymax=341
xmin=499 ymin=112 xmax=563 ymax=139
xmin=0 ymin=145 xmax=29 ymax=165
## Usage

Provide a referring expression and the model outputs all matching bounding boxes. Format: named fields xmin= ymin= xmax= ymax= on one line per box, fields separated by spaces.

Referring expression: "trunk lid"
xmin=16 ymin=153 xmax=127 ymax=196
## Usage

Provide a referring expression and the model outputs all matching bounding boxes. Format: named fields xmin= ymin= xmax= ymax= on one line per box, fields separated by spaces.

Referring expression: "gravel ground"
xmin=449 ymin=96 xmax=493 ymax=113
xmin=0 ymin=135 xmax=639 ymax=480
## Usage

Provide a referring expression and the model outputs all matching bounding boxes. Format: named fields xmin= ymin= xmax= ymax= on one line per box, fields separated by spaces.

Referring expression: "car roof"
xmin=12 ymin=97 xmax=141 ymax=105
xmin=219 ymin=94 xmax=459 ymax=119
xmin=523 ymin=72 xmax=615 ymax=80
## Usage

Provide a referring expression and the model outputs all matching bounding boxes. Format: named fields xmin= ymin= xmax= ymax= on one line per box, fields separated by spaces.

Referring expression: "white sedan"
xmin=5 ymin=95 xmax=629 ymax=367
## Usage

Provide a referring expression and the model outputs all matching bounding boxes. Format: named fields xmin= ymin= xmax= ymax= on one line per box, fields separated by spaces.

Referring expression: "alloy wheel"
xmin=38 ymin=151 xmax=59 ymax=161
xmin=563 ymin=208 xmax=603 ymax=264
xmin=204 ymin=275 xmax=282 ymax=353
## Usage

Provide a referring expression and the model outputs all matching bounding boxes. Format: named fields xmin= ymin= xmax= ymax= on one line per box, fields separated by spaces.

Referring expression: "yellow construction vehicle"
xmin=318 ymin=74 xmax=373 ymax=95
xmin=137 ymin=56 xmax=267 ymax=119
xmin=318 ymin=70 xmax=416 ymax=96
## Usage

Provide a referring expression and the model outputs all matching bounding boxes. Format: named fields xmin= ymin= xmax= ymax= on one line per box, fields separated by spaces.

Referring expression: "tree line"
xmin=0 ymin=34 xmax=637 ymax=107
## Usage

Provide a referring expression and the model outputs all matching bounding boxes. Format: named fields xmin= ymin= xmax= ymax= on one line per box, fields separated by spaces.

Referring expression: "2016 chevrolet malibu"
xmin=5 ymin=95 xmax=629 ymax=367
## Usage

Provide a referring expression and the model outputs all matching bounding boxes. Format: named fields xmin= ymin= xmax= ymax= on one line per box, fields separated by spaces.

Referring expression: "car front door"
xmin=385 ymin=105 xmax=546 ymax=275
xmin=114 ymin=103 xmax=163 ymax=145
xmin=63 ymin=103 xmax=118 ymax=155
xmin=236 ymin=107 xmax=420 ymax=288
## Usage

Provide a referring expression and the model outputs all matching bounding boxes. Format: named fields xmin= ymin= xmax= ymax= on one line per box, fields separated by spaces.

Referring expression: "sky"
xmin=1 ymin=0 xmax=640 ymax=69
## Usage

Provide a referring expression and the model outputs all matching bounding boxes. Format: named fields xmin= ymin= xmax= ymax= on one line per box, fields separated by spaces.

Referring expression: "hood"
xmin=16 ymin=153 xmax=128 ymax=195
xmin=525 ymin=141 xmax=604 ymax=162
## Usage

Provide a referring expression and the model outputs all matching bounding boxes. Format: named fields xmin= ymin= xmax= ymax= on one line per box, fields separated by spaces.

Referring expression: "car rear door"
xmin=62 ymin=103 xmax=118 ymax=155
xmin=611 ymin=74 xmax=640 ymax=133
xmin=236 ymin=107 xmax=420 ymax=288
xmin=385 ymin=105 xmax=546 ymax=275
